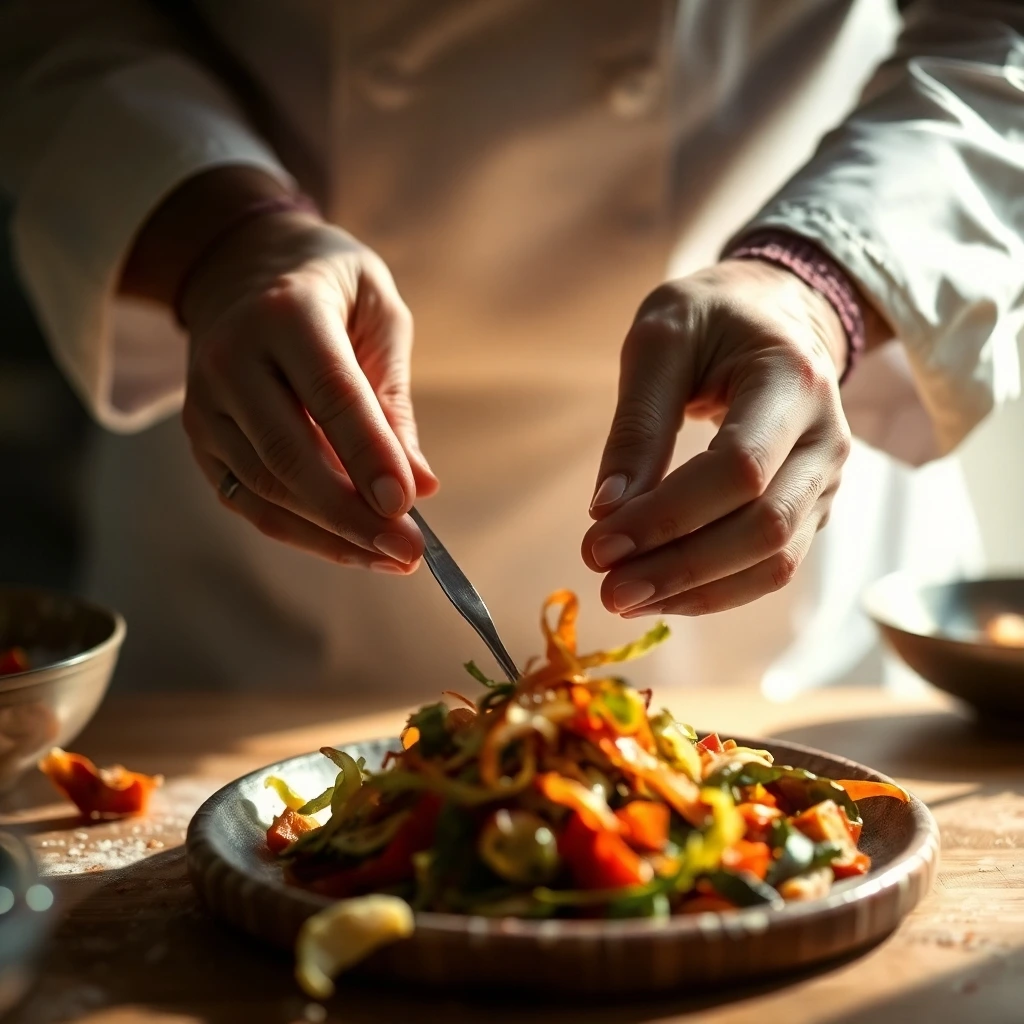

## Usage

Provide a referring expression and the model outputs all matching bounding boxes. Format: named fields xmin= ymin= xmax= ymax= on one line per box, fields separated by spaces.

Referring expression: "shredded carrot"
xmin=835 ymin=780 xmax=908 ymax=803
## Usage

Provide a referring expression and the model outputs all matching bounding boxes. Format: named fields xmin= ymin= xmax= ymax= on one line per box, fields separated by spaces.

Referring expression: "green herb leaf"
xmin=704 ymin=870 xmax=783 ymax=908
xmin=600 ymin=622 xmax=670 ymax=664
xmin=297 ymin=782 xmax=336 ymax=816
xmin=405 ymin=702 xmax=452 ymax=757
xmin=606 ymin=890 xmax=671 ymax=920
xmin=766 ymin=823 xmax=813 ymax=886
xmin=705 ymin=761 xmax=862 ymax=826
xmin=464 ymin=661 xmax=497 ymax=687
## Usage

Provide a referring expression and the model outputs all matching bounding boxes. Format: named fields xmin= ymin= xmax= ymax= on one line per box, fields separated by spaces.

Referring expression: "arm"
xmin=0 ymin=0 xmax=291 ymax=431
xmin=728 ymin=0 xmax=1024 ymax=455
xmin=583 ymin=0 xmax=1024 ymax=618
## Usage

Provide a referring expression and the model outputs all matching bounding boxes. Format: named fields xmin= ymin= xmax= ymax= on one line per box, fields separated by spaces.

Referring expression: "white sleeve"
xmin=730 ymin=0 xmax=1024 ymax=458
xmin=0 ymin=1 xmax=293 ymax=432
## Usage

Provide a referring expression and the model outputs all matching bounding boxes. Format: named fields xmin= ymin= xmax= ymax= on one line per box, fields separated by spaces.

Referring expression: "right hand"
xmin=178 ymin=209 xmax=437 ymax=573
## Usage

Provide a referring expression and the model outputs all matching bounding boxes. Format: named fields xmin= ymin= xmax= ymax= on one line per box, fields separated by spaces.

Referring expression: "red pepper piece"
xmin=697 ymin=733 xmax=724 ymax=755
xmin=558 ymin=811 xmax=653 ymax=890
xmin=267 ymin=808 xmax=315 ymax=854
xmin=308 ymin=793 xmax=442 ymax=899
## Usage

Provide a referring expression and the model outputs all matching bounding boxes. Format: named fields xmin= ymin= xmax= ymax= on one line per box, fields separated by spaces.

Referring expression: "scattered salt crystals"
xmin=145 ymin=839 xmax=164 ymax=850
xmin=74 ymin=831 xmax=88 ymax=841
xmin=97 ymin=840 xmax=113 ymax=851
xmin=67 ymin=847 xmax=84 ymax=858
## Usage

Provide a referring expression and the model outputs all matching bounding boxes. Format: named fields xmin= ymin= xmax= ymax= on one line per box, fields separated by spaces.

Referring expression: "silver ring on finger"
xmin=218 ymin=470 xmax=242 ymax=501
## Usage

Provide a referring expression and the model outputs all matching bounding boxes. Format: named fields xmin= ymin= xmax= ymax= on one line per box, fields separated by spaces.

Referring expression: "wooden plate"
xmin=186 ymin=735 xmax=938 ymax=995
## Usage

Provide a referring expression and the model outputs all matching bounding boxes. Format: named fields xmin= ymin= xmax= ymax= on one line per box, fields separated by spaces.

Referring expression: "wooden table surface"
xmin=2 ymin=685 xmax=1022 ymax=1024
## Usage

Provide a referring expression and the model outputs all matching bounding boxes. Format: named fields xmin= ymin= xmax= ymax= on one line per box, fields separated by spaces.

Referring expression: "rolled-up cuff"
xmin=725 ymin=203 xmax=1020 ymax=459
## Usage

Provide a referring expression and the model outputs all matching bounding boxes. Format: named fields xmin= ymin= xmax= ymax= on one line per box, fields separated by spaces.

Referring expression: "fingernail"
xmin=622 ymin=605 xmax=662 ymax=619
xmin=613 ymin=580 xmax=655 ymax=611
xmin=592 ymin=534 xmax=636 ymax=568
xmin=591 ymin=473 xmax=628 ymax=510
xmin=372 ymin=561 xmax=407 ymax=574
xmin=371 ymin=475 xmax=406 ymax=516
xmin=374 ymin=533 xmax=414 ymax=563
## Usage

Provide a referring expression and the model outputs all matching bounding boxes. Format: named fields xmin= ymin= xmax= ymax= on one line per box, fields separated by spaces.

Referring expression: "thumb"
xmin=590 ymin=304 xmax=695 ymax=519
xmin=378 ymin=374 xmax=439 ymax=499
xmin=358 ymin=285 xmax=439 ymax=499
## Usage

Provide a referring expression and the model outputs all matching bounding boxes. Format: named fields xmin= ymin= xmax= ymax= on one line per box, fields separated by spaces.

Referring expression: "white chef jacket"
xmin=0 ymin=0 xmax=1021 ymax=704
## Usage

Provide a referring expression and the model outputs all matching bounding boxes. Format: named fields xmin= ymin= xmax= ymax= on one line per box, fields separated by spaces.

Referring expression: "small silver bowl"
xmin=0 ymin=587 xmax=125 ymax=790
xmin=864 ymin=572 xmax=1024 ymax=720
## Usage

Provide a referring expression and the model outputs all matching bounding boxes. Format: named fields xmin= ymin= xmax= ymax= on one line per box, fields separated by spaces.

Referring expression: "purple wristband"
xmin=173 ymin=193 xmax=319 ymax=326
xmin=724 ymin=230 xmax=866 ymax=385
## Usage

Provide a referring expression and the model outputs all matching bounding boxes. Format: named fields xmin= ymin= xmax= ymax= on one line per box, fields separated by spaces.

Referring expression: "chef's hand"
xmin=582 ymin=259 xmax=857 ymax=618
xmin=123 ymin=169 xmax=436 ymax=573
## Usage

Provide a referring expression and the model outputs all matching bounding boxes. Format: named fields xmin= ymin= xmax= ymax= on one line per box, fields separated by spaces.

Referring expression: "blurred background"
xmin=0 ymin=198 xmax=96 ymax=594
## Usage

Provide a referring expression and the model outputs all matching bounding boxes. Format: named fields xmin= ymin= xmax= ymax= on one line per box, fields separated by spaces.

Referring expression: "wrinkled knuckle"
xmin=647 ymin=512 xmax=684 ymax=550
xmin=770 ymin=548 xmax=801 ymax=591
xmin=635 ymin=282 xmax=683 ymax=323
xmin=728 ymin=443 xmax=770 ymax=499
xmin=607 ymin=403 xmax=664 ymax=453
xmin=256 ymin=427 xmax=301 ymax=483
xmin=247 ymin=462 xmax=284 ymax=503
xmin=817 ymin=509 xmax=832 ymax=531
xmin=757 ymin=499 xmax=794 ymax=551
xmin=834 ymin=423 xmax=853 ymax=462
xmin=391 ymin=298 xmax=414 ymax=337
xmin=259 ymin=275 xmax=310 ymax=321
xmin=305 ymin=366 xmax=361 ymax=428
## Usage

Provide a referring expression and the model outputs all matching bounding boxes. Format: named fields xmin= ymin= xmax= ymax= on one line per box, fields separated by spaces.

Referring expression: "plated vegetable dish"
xmin=264 ymin=591 xmax=907 ymax=996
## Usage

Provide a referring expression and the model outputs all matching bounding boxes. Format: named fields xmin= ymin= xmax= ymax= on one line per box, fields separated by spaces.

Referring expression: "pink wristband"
xmin=173 ymin=192 xmax=319 ymax=326
xmin=724 ymin=230 xmax=866 ymax=385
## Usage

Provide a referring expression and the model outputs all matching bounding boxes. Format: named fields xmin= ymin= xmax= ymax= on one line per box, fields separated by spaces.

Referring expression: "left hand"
xmin=582 ymin=258 xmax=854 ymax=618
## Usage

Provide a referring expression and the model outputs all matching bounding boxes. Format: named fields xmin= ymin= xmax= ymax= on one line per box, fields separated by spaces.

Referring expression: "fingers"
xmin=192 ymin=452 xmax=419 ymax=573
xmin=188 ymin=404 xmax=424 ymax=565
xmin=596 ymin=442 xmax=833 ymax=613
xmin=582 ymin=352 xmax=823 ymax=573
xmin=266 ymin=284 xmax=418 ymax=517
xmin=623 ymin=513 xmax=821 ymax=618
xmin=589 ymin=298 xmax=698 ymax=519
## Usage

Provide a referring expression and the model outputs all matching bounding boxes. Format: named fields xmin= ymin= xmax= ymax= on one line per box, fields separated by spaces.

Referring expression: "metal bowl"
xmin=864 ymin=572 xmax=1024 ymax=719
xmin=0 ymin=587 xmax=125 ymax=790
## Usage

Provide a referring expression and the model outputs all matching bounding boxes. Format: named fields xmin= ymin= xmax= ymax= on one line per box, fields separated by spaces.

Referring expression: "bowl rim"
xmin=187 ymin=732 xmax=940 ymax=942
xmin=0 ymin=586 xmax=126 ymax=692
xmin=863 ymin=570 xmax=1024 ymax=657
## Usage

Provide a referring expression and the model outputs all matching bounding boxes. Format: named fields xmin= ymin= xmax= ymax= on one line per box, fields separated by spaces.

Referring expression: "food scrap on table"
xmin=38 ymin=747 xmax=163 ymax=819
xmin=263 ymin=590 xmax=908 ymax=998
